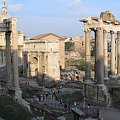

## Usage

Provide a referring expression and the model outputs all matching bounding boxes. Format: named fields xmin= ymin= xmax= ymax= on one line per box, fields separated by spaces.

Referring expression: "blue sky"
xmin=1 ymin=0 xmax=120 ymax=37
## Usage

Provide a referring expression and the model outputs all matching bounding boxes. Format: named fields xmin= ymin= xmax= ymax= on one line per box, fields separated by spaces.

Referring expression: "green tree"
xmin=65 ymin=41 xmax=74 ymax=51
xmin=78 ymin=58 xmax=85 ymax=71
xmin=91 ymin=63 xmax=94 ymax=71
xmin=78 ymin=58 xmax=94 ymax=71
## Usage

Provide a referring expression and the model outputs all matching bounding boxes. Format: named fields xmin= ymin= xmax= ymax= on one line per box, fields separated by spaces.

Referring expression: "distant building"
xmin=23 ymin=33 xmax=65 ymax=81
xmin=65 ymin=36 xmax=94 ymax=60
xmin=23 ymin=39 xmax=60 ymax=81
xmin=30 ymin=33 xmax=65 ymax=70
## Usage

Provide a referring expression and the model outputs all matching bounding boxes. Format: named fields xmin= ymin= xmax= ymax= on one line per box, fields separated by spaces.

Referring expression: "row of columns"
xmin=85 ymin=27 xmax=120 ymax=84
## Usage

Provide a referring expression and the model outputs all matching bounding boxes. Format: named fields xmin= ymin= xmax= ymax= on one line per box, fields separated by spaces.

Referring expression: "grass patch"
xmin=22 ymin=90 xmax=34 ymax=99
xmin=0 ymin=96 xmax=32 ymax=120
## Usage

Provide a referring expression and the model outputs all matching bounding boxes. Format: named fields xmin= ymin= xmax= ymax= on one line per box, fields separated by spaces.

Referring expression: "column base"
xmin=117 ymin=75 xmax=120 ymax=80
xmin=97 ymin=84 xmax=107 ymax=91
xmin=84 ymin=80 xmax=94 ymax=84
xmin=109 ymin=75 xmax=118 ymax=80
xmin=104 ymin=77 xmax=109 ymax=81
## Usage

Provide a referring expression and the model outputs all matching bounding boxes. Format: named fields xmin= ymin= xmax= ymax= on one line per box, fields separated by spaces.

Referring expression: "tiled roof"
xmin=30 ymin=33 xmax=63 ymax=40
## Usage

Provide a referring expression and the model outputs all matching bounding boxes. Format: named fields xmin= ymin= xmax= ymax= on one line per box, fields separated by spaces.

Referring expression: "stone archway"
xmin=35 ymin=68 xmax=38 ymax=76
xmin=30 ymin=56 xmax=38 ymax=77
xmin=31 ymin=57 xmax=38 ymax=64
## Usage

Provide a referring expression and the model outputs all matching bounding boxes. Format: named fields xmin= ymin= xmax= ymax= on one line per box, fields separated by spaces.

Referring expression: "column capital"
xmin=117 ymin=31 xmax=120 ymax=34
xmin=5 ymin=31 xmax=11 ymax=35
xmin=110 ymin=30 xmax=115 ymax=34
xmin=84 ymin=28 xmax=91 ymax=33
xmin=96 ymin=27 xmax=103 ymax=31
xmin=103 ymin=30 xmax=107 ymax=33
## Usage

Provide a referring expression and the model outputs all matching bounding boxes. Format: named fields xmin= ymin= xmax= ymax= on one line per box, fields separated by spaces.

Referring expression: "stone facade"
xmin=23 ymin=39 xmax=60 ymax=81
xmin=31 ymin=33 xmax=65 ymax=70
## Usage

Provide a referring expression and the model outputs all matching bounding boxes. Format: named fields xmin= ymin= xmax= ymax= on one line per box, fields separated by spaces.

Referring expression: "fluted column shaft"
xmin=5 ymin=31 xmax=12 ymax=86
xmin=103 ymin=30 xmax=108 ymax=78
xmin=117 ymin=31 xmax=120 ymax=75
xmin=85 ymin=29 xmax=91 ymax=81
xmin=96 ymin=27 xmax=104 ymax=84
xmin=110 ymin=31 xmax=116 ymax=75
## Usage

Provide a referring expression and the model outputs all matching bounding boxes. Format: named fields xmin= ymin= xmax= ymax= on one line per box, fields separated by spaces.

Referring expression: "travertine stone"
xmin=110 ymin=31 xmax=116 ymax=75
xmin=100 ymin=11 xmax=115 ymax=23
xmin=85 ymin=29 xmax=91 ymax=81
xmin=117 ymin=31 xmax=120 ymax=76
xmin=27 ymin=53 xmax=31 ymax=77
xmin=103 ymin=30 xmax=108 ymax=78
xmin=5 ymin=31 xmax=12 ymax=86
xmin=24 ymin=39 xmax=60 ymax=81
xmin=96 ymin=27 xmax=104 ymax=84
xmin=23 ymin=53 xmax=27 ymax=76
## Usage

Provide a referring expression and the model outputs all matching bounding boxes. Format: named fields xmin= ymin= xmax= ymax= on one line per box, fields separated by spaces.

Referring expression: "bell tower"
xmin=2 ymin=1 xmax=7 ymax=16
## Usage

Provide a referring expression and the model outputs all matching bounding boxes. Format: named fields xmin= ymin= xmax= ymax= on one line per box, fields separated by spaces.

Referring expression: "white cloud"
xmin=69 ymin=0 xmax=82 ymax=9
xmin=8 ymin=3 xmax=23 ymax=12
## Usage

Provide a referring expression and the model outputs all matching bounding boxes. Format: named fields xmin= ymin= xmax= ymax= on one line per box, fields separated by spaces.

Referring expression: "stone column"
xmin=110 ymin=31 xmax=116 ymax=75
xmin=0 ymin=50 xmax=2 ymax=64
xmin=103 ymin=30 xmax=108 ymax=79
xmin=23 ymin=53 xmax=27 ymax=77
xmin=117 ymin=31 xmax=120 ymax=76
xmin=27 ymin=53 xmax=30 ymax=77
xmin=94 ymin=30 xmax=97 ymax=80
xmin=85 ymin=28 xmax=91 ymax=81
xmin=38 ymin=53 xmax=41 ymax=75
xmin=11 ymin=29 xmax=19 ymax=84
xmin=1 ymin=51 xmax=4 ymax=64
xmin=96 ymin=27 xmax=104 ymax=84
xmin=2 ymin=50 xmax=5 ymax=64
xmin=5 ymin=31 xmax=12 ymax=86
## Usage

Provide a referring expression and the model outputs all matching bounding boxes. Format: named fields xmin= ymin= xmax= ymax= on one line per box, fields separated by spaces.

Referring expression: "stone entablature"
xmin=81 ymin=15 xmax=120 ymax=32
xmin=80 ymin=11 xmax=120 ymax=83
xmin=24 ymin=39 xmax=59 ymax=52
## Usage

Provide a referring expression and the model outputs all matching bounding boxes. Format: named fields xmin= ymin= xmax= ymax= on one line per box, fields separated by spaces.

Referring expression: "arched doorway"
xmin=30 ymin=56 xmax=38 ymax=77
xmin=35 ymin=68 xmax=38 ymax=76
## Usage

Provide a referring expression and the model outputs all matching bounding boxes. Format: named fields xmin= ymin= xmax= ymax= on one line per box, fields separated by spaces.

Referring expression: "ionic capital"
xmin=5 ymin=31 xmax=11 ymax=36
xmin=84 ymin=28 xmax=91 ymax=33
xmin=103 ymin=30 xmax=107 ymax=34
xmin=96 ymin=27 xmax=103 ymax=31
xmin=117 ymin=31 xmax=120 ymax=35
xmin=110 ymin=30 xmax=115 ymax=34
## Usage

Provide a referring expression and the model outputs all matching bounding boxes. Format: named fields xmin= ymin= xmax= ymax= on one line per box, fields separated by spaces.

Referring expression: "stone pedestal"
xmin=83 ymin=83 xmax=111 ymax=107
xmin=97 ymin=84 xmax=111 ymax=107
